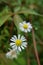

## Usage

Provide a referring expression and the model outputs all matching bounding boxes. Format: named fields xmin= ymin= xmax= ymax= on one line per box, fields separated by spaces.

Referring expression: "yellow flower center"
xmin=15 ymin=39 xmax=22 ymax=46
xmin=23 ymin=24 xmax=28 ymax=29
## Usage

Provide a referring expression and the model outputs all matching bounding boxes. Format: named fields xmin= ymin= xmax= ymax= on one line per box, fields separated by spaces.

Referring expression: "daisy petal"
xmin=12 ymin=45 xmax=17 ymax=50
xmin=18 ymin=34 xmax=20 ymax=39
xmin=27 ymin=29 xmax=31 ymax=32
xmin=18 ymin=47 xmax=21 ymax=52
xmin=13 ymin=35 xmax=17 ymax=39
xmin=24 ymin=29 xmax=27 ymax=33
xmin=22 ymin=42 xmax=27 ymax=47
xmin=10 ymin=38 xmax=15 ymax=42
xmin=6 ymin=52 xmax=11 ymax=58
xmin=10 ymin=39 xmax=14 ymax=41
xmin=29 ymin=25 xmax=32 ymax=29
xmin=21 ymin=46 xmax=24 ymax=49
xmin=19 ymin=23 xmax=23 ymax=26
xmin=21 ymin=36 xmax=26 ymax=41
xmin=22 ymin=21 xmax=26 ymax=24
xmin=20 ymin=27 xmax=24 ymax=31
xmin=10 ymin=43 xmax=15 ymax=46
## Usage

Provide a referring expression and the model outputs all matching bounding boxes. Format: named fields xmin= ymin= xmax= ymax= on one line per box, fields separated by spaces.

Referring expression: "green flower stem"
xmin=24 ymin=33 xmax=30 ymax=65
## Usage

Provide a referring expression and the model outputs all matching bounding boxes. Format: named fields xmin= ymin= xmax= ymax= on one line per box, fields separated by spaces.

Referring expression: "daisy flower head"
xmin=6 ymin=49 xmax=17 ymax=59
xmin=10 ymin=34 xmax=27 ymax=53
xmin=19 ymin=21 xmax=32 ymax=33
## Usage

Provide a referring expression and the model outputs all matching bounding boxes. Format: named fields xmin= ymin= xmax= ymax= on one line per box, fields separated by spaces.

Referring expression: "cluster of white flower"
xmin=19 ymin=21 xmax=32 ymax=33
xmin=6 ymin=21 xmax=32 ymax=59
xmin=6 ymin=49 xmax=17 ymax=59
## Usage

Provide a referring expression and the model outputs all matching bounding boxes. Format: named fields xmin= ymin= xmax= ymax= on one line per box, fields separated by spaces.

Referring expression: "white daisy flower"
xmin=10 ymin=34 xmax=27 ymax=53
xmin=6 ymin=49 xmax=17 ymax=59
xmin=19 ymin=21 xmax=32 ymax=33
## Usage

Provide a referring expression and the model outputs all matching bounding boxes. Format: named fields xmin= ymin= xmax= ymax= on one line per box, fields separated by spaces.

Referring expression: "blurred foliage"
xmin=0 ymin=0 xmax=43 ymax=65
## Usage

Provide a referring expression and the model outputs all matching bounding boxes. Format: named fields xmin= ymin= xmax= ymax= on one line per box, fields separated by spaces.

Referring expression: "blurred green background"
xmin=0 ymin=0 xmax=43 ymax=65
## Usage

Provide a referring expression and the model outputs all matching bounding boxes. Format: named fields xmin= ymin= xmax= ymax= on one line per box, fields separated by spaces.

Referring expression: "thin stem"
xmin=25 ymin=33 xmax=30 ymax=65
xmin=26 ymin=46 xmax=30 ymax=65
xmin=9 ymin=21 xmax=14 ymax=39
xmin=32 ymin=28 xmax=41 ymax=65
xmin=29 ymin=15 xmax=41 ymax=65
xmin=9 ymin=8 xmax=14 ymax=39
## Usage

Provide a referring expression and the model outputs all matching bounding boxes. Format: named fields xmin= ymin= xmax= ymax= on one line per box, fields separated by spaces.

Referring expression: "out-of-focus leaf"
xmin=14 ymin=14 xmax=23 ymax=33
xmin=0 ymin=13 xmax=12 ymax=27
xmin=31 ymin=59 xmax=38 ymax=65
xmin=17 ymin=57 xmax=26 ymax=65
xmin=0 ymin=7 xmax=12 ymax=27
xmin=14 ymin=6 xmax=21 ymax=13
xmin=19 ymin=9 xmax=43 ymax=16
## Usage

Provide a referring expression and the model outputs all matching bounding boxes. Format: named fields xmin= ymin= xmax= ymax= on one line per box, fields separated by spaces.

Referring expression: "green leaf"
xmin=0 ymin=13 xmax=12 ymax=27
xmin=19 ymin=9 xmax=43 ymax=16
xmin=31 ymin=59 xmax=38 ymax=65
xmin=14 ymin=6 xmax=21 ymax=13
xmin=14 ymin=14 xmax=23 ymax=33
xmin=0 ymin=7 xmax=12 ymax=27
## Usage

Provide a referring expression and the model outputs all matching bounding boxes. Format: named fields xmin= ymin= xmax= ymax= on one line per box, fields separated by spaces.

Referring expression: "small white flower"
xmin=6 ymin=49 xmax=17 ymax=59
xmin=19 ymin=21 xmax=32 ymax=33
xmin=10 ymin=34 xmax=27 ymax=53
